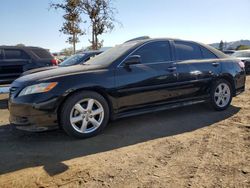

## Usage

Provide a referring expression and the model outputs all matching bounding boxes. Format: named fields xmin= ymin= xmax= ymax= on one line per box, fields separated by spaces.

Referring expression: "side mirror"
xmin=124 ymin=55 xmax=141 ymax=66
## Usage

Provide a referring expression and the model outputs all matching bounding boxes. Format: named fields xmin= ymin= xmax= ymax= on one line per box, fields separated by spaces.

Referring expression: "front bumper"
xmin=9 ymin=97 xmax=59 ymax=132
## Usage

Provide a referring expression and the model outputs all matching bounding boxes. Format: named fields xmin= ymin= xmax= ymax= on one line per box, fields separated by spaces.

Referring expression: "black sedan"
xmin=9 ymin=38 xmax=246 ymax=138
xmin=232 ymin=50 xmax=250 ymax=74
xmin=22 ymin=51 xmax=102 ymax=76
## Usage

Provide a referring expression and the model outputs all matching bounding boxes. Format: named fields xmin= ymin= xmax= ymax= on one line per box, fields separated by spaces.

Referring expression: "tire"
xmin=210 ymin=79 xmax=233 ymax=111
xmin=60 ymin=91 xmax=110 ymax=138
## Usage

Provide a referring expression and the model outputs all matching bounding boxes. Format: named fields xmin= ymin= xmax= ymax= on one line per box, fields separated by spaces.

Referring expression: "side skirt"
xmin=112 ymin=99 xmax=208 ymax=120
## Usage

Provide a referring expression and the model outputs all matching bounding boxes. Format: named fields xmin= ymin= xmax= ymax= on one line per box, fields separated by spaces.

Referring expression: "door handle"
xmin=167 ymin=66 xmax=177 ymax=72
xmin=212 ymin=62 xmax=219 ymax=67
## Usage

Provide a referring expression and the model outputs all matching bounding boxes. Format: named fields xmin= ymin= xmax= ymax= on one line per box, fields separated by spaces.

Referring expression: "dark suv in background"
xmin=0 ymin=46 xmax=57 ymax=84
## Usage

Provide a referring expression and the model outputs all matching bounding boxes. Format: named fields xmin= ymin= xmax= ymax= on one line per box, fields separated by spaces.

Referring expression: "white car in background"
xmin=232 ymin=50 xmax=250 ymax=74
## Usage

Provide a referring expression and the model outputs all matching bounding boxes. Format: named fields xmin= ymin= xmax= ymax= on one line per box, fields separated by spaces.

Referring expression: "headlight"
xmin=19 ymin=82 xmax=58 ymax=96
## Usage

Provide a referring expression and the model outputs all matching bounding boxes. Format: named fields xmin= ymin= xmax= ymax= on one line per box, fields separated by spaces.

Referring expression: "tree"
xmin=51 ymin=0 xmax=85 ymax=54
xmin=81 ymin=0 xmax=116 ymax=50
xmin=219 ymin=40 xmax=224 ymax=51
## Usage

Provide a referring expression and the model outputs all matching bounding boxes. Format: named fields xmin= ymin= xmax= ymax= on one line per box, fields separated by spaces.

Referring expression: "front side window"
xmin=131 ymin=41 xmax=172 ymax=64
xmin=174 ymin=41 xmax=203 ymax=61
xmin=4 ymin=49 xmax=29 ymax=59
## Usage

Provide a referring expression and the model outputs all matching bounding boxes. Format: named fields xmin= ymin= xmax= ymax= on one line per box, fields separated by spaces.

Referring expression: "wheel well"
xmin=57 ymin=88 xmax=113 ymax=128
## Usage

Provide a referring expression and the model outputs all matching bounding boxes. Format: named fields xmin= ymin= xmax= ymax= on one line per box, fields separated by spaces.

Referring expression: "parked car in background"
xmin=52 ymin=53 xmax=68 ymax=63
xmin=9 ymin=38 xmax=245 ymax=138
xmin=222 ymin=50 xmax=235 ymax=55
xmin=22 ymin=51 xmax=102 ymax=76
xmin=0 ymin=46 xmax=57 ymax=84
xmin=232 ymin=50 xmax=250 ymax=74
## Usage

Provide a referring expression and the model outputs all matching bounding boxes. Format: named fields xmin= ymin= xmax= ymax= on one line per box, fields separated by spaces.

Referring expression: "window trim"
xmin=117 ymin=40 xmax=173 ymax=67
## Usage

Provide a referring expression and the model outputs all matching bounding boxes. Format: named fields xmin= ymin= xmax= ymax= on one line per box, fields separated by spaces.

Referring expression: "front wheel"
xmin=60 ymin=91 xmax=110 ymax=138
xmin=210 ymin=79 xmax=232 ymax=111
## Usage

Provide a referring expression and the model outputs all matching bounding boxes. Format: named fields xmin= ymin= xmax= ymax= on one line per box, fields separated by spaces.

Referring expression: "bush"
xmin=236 ymin=45 xmax=250 ymax=50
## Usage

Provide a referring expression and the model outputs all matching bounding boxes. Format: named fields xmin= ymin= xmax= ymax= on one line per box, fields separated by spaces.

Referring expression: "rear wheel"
xmin=210 ymin=79 xmax=232 ymax=111
xmin=60 ymin=91 xmax=109 ymax=138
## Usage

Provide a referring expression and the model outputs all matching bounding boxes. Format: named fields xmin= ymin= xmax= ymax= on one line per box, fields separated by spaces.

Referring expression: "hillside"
xmin=210 ymin=40 xmax=250 ymax=50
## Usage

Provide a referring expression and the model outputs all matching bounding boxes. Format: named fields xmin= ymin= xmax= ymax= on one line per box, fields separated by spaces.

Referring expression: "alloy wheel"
xmin=70 ymin=98 xmax=104 ymax=134
xmin=214 ymin=83 xmax=231 ymax=108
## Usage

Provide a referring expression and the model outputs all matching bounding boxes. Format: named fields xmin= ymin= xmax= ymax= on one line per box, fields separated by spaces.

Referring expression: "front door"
xmin=115 ymin=40 xmax=178 ymax=113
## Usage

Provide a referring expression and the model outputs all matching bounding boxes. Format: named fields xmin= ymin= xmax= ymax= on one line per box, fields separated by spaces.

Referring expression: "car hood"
xmin=22 ymin=66 xmax=58 ymax=76
xmin=14 ymin=64 xmax=104 ymax=85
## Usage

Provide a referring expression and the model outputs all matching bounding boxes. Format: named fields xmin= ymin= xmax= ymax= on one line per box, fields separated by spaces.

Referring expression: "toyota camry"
xmin=8 ymin=38 xmax=246 ymax=138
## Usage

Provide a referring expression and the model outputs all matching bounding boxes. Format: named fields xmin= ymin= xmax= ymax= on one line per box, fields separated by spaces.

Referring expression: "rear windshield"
xmin=30 ymin=48 xmax=52 ymax=59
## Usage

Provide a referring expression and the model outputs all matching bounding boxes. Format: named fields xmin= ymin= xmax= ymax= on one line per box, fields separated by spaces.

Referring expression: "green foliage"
xmin=51 ymin=0 xmax=86 ymax=54
xmin=236 ymin=45 xmax=250 ymax=51
xmin=81 ymin=0 xmax=117 ymax=50
xmin=51 ymin=0 xmax=117 ymax=51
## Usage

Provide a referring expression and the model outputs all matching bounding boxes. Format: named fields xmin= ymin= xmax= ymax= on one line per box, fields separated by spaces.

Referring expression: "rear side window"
xmin=201 ymin=46 xmax=217 ymax=59
xmin=131 ymin=41 xmax=172 ymax=64
xmin=31 ymin=49 xmax=52 ymax=59
xmin=4 ymin=49 xmax=30 ymax=59
xmin=174 ymin=41 xmax=202 ymax=61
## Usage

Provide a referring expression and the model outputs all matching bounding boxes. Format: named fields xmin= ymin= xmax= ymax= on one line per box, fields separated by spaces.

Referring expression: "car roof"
xmin=0 ymin=45 xmax=48 ymax=50
xmin=125 ymin=37 xmax=227 ymax=58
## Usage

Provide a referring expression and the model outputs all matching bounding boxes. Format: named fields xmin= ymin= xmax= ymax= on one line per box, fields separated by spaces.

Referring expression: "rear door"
xmin=115 ymin=40 xmax=178 ymax=113
xmin=173 ymin=40 xmax=220 ymax=99
xmin=0 ymin=48 xmax=31 ymax=83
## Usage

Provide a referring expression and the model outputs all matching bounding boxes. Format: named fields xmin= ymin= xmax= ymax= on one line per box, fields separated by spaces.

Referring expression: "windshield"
xmin=85 ymin=42 xmax=139 ymax=66
xmin=59 ymin=54 xmax=86 ymax=67
xmin=232 ymin=51 xmax=250 ymax=58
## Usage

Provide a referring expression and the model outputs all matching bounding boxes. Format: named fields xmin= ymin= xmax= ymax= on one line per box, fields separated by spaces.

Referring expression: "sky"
xmin=1 ymin=0 xmax=250 ymax=52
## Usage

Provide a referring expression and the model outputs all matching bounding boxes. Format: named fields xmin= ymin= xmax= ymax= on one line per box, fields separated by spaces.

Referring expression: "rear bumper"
xmin=245 ymin=62 xmax=250 ymax=74
xmin=235 ymin=86 xmax=245 ymax=96
xmin=9 ymin=97 xmax=59 ymax=132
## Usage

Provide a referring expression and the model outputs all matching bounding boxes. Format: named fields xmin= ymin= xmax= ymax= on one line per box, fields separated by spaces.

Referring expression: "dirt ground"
xmin=0 ymin=77 xmax=249 ymax=188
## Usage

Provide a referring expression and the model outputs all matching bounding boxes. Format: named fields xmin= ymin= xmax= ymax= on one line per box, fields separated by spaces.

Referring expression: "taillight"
xmin=51 ymin=59 xmax=58 ymax=66
xmin=237 ymin=61 xmax=245 ymax=69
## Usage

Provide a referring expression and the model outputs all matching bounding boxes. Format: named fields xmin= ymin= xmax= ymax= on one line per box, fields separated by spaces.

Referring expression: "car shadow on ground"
xmin=0 ymin=98 xmax=8 ymax=109
xmin=0 ymin=104 xmax=240 ymax=176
